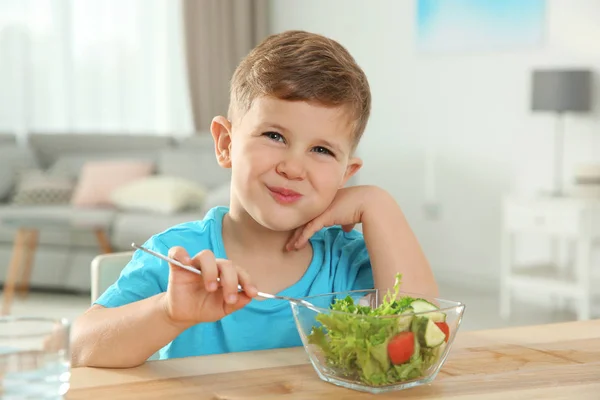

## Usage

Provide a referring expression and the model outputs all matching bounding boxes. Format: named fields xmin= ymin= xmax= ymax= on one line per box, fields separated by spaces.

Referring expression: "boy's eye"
xmin=263 ymin=132 xmax=285 ymax=142
xmin=312 ymin=146 xmax=334 ymax=157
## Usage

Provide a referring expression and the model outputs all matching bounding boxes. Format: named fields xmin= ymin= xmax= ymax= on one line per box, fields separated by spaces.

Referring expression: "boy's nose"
xmin=275 ymin=156 xmax=306 ymax=181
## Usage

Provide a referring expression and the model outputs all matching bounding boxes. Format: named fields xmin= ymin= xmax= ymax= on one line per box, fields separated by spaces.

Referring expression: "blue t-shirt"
xmin=95 ymin=206 xmax=374 ymax=359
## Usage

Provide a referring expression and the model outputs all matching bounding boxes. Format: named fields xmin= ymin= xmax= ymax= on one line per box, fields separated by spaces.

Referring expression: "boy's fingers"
xmin=224 ymin=294 xmax=252 ymax=315
xmin=167 ymin=246 xmax=191 ymax=266
xmin=167 ymin=246 xmax=190 ymax=263
xmin=342 ymin=223 xmax=356 ymax=232
xmin=236 ymin=266 xmax=257 ymax=298
xmin=295 ymin=218 xmax=323 ymax=249
xmin=191 ymin=250 xmax=218 ymax=291
xmin=286 ymin=227 xmax=304 ymax=251
xmin=216 ymin=260 xmax=239 ymax=304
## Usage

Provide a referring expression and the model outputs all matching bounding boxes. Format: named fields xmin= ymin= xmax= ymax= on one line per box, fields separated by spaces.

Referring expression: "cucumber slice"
xmin=410 ymin=299 xmax=446 ymax=322
xmin=411 ymin=316 xmax=422 ymax=334
xmin=411 ymin=327 xmax=421 ymax=362
xmin=397 ymin=307 xmax=414 ymax=332
xmin=419 ymin=318 xmax=446 ymax=348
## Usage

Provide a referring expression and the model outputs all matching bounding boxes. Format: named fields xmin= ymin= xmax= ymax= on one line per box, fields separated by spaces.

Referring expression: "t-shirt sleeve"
xmin=94 ymin=236 xmax=169 ymax=308
xmin=327 ymin=228 xmax=374 ymax=292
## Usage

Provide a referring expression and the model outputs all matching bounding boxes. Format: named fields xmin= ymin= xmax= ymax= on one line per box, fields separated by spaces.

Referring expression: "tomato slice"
xmin=387 ymin=331 xmax=415 ymax=365
xmin=435 ymin=322 xmax=450 ymax=342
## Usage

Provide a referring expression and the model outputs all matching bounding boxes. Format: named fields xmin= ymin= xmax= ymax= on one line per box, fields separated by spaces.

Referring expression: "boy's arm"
xmin=362 ymin=187 xmax=439 ymax=297
xmin=71 ymin=293 xmax=189 ymax=368
xmin=71 ymin=237 xmax=174 ymax=368
xmin=288 ymin=185 xmax=438 ymax=296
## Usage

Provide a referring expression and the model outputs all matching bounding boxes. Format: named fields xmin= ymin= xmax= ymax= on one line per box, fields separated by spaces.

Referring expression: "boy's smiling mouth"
xmin=267 ymin=186 xmax=303 ymax=204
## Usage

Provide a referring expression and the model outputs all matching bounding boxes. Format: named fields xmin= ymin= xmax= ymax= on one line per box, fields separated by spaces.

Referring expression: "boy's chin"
xmin=251 ymin=209 xmax=312 ymax=232
xmin=256 ymin=216 xmax=305 ymax=232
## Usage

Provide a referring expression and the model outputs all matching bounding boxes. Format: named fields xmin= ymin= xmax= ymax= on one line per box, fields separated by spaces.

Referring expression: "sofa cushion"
xmin=174 ymin=134 xmax=214 ymax=149
xmin=71 ymin=160 xmax=154 ymax=207
xmin=29 ymin=133 xmax=175 ymax=167
xmin=110 ymin=210 xmax=205 ymax=251
xmin=0 ymin=133 xmax=16 ymax=145
xmin=110 ymin=176 xmax=206 ymax=214
xmin=0 ymin=146 xmax=39 ymax=201
xmin=158 ymin=148 xmax=230 ymax=190
xmin=0 ymin=245 xmax=72 ymax=289
xmin=0 ymin=244 xmax=98 ymax=292
xmin=201 ymin=183 xmax=230 ymax=213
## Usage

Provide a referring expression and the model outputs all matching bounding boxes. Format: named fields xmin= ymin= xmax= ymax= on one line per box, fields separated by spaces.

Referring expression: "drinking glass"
xmin=0 ymin=317 xmax=70 ymax=399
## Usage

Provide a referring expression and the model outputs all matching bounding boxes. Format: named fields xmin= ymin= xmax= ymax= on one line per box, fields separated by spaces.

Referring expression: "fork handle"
xmin=132 ymin=242 xmax=275 ymax=300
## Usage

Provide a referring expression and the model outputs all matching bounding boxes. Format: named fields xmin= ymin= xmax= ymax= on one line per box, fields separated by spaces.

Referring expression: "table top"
xmin=0 ymin=215 xmax=110 ymax=230
xmin=67 ymin=319 xmax=600 ymax=399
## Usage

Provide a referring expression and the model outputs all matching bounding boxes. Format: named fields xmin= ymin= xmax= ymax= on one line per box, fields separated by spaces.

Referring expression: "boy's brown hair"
xmin=229 ymin=30 xmax=371 ymax=145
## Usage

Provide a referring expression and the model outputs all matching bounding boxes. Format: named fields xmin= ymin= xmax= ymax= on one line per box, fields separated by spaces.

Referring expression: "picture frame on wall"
xmin=415 ymin=0 xmax=547 ymax=53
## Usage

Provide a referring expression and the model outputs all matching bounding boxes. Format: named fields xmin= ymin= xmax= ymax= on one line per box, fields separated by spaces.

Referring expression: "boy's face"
xmin=212 ymin=96 xmax=362 ymax=232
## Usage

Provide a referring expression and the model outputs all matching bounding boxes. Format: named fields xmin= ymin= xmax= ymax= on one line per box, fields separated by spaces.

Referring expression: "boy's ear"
xmin=340 ymin=157 xmax=363 ymax=187
xmin=210 ymin=116 xmax=233 ymax=168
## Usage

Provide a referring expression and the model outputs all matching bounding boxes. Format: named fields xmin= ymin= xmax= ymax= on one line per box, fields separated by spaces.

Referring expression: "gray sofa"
xmin=0 ymin=132 xmax=231 ymax=293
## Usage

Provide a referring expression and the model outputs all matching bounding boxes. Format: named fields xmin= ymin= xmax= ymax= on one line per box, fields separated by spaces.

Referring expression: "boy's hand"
xmin=162 ymin=247 xmax=258 ymax=328
xmin=286 ymin=185 xmax=386 ymax=251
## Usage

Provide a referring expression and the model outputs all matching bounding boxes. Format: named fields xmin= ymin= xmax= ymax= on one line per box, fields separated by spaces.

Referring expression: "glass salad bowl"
xmin=290 ymin=286 xmax=465 ymax=394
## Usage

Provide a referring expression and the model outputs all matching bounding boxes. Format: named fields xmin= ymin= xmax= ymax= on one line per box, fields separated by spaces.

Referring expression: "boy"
xmin=71 ymin=30 xmax=438 ymax=368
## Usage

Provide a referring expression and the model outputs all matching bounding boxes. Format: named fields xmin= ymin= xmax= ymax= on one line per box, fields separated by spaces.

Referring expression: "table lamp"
xmin=530 ymin=68 xmax=593 ymax=196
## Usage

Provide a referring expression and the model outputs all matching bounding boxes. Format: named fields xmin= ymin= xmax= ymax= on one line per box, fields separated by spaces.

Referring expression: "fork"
xmin=131 ymin=243 xmax=319 ymax=311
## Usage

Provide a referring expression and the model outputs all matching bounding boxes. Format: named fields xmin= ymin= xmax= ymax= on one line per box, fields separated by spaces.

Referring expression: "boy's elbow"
xmin=69 ymin=317 xmax=94 ymax=367
xmin=69 ymin=328 xmax=115 ymax=368
xmin=70 ymin=345 xmax=91 ymax=368
xmin=69 ymin=313 xmax=147 ymax=369
xmin=70 ymin=308 xmax=110 ymax=368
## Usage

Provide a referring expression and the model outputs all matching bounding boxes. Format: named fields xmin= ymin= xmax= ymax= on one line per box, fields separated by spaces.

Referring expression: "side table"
xmin=1 ymin=217 xmax=113 ymax=315
xmin=500 ymin=195 xmax=600 ymax=320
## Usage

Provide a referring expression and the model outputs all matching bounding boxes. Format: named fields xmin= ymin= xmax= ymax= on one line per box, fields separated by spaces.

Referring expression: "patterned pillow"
xmin=0 ymin=146 xmax=39 ymax=201
xmin=11 ymin=169 xmax=75 ymax=205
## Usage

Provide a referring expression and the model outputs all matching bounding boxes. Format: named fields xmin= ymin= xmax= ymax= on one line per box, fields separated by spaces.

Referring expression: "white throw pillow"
xmin=110 ymin=176 xmax=207 ymax=214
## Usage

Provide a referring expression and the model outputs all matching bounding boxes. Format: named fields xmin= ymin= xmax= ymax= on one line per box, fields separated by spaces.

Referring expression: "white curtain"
xmin=0 ymin=0 xmax=194 ymax=139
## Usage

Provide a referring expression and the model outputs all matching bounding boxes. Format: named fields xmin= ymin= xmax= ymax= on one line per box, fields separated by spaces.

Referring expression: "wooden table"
xmin=68 ymin=319 xmax=600 ymax=399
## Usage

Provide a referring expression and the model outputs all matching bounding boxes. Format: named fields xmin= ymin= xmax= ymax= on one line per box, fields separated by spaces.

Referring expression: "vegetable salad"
xmin=307 ymin=275 xmax=449 ymax=386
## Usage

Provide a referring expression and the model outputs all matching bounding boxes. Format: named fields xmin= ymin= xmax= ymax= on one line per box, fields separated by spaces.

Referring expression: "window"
xmin=0 ymin=0 xmax=193 ymax=135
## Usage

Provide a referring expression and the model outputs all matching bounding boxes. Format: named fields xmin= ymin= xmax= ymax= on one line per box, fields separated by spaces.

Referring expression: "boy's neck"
xmin=222 ymin=205 xmax=295 ymax=256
